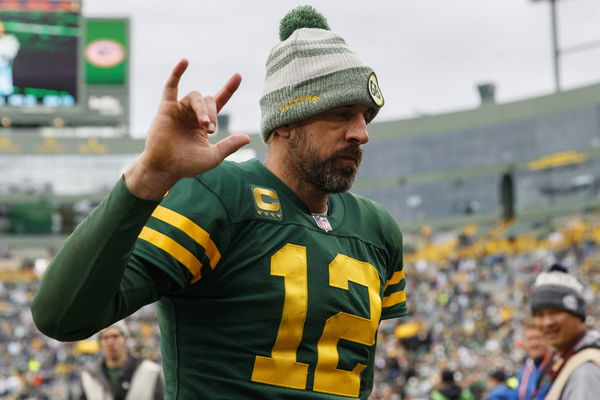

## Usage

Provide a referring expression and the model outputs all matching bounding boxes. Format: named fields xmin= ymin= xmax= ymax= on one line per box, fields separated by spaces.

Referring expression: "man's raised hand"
xmin=125 ymin=59 xmax=250 ymax=200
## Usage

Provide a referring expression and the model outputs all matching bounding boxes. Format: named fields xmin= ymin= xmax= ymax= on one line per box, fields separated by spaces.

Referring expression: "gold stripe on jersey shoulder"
xmin=150 ymin=205 xmax=221 ymax=270
xmin=384 ymin=270 xmax=405 ymax=290
xmin=382 ymin=290 xmax=406 ymax=308
xmin=138 ymin=226 xmax=202 ymax=283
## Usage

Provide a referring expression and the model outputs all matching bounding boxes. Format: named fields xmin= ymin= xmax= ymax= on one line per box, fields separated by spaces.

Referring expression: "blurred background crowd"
xmin=0 ymin=251 xmax=161 ymax=399
xmin=1 ymin=213 xmax=599 ymax=399
xmin=371 ymin=213 xmax=600 ymax=399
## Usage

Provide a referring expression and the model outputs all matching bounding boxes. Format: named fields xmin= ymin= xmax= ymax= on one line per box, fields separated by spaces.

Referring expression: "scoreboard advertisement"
xmin=85 ymin=18 xmax=127 ymax=86
xmin=82 ymin=17 xmax=129 ymax=126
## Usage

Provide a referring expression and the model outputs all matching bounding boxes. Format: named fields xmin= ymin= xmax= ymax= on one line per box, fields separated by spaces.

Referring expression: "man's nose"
xmin=345 ymin=114 xmax=369 ymax=145
xmin=536 ymin=314 xmax=553 ymax=328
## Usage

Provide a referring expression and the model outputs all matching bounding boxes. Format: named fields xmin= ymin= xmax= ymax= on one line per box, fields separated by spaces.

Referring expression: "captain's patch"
xmin=251 ymin=185 xmax=283 ymax=221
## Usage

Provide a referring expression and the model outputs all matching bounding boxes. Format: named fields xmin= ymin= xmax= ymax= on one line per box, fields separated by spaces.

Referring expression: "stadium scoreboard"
xmin=0 ymin=0 xmax=129 ymax=131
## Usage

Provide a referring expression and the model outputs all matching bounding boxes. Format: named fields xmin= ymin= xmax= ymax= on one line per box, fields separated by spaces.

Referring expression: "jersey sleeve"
xmin=133 ymin=176 xmax=232 ymax=289
xmin=380 ymin=211 xmax=407 ymax=320
xmin=32 ymin=177 xmax=163 ymax=341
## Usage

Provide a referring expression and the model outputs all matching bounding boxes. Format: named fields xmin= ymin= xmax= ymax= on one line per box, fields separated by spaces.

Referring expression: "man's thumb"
xmin=215 ymin=134 xmax=251 ymax=160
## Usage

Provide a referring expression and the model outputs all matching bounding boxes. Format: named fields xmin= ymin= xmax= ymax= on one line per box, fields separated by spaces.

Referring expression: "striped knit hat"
xmin=259 ymin=5 xmax=384 ymax=142
xmin=530 ymin=264 xmax=586 ymax=321
xmin=97 ymin=320 xmax=130 ymax=340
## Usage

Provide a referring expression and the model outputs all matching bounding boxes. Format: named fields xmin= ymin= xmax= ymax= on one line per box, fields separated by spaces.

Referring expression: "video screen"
xmin=0 ymin=11 xmax=79 ymax=108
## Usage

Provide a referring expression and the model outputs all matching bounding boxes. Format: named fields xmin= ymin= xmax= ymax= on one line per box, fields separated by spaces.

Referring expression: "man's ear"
xmin=273 ymin=124 xmax=292 ymax=138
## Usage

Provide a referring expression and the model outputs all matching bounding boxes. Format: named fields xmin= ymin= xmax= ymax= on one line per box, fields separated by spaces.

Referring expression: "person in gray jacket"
xmin=530 ymin=264 xmax=600 ymax=400
xmin=79 ymin=321 xmax=163 ymax=400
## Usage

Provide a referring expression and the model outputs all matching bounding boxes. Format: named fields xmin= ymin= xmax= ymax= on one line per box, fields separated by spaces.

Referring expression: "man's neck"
xmin=105 ymin=352 xmax=128 ymax=369
xmin=533 ymin=350 xmax=553 ymax=367
xmin=557 ymin=329 xmax=587 ymax=355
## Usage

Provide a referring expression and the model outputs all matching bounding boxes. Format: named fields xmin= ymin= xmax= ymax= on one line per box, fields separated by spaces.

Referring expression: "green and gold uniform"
xmin=32 ymin=160 xmax=406 ymax=400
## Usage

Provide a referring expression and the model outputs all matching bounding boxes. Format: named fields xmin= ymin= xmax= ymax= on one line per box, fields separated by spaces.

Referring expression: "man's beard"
xmin=289 ymin=127 xmax=362 ymax=193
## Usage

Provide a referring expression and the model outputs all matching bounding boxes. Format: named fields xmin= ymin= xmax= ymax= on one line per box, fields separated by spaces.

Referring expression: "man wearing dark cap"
xmin=430 ymin=369 xmax=474 ymax=400
xmin=530 ymin=264 xmax=600 ymax=399
xmin=484 ymin=370 xmax=517 ymax=400
xmin=32 ymin=5 xmax=406 ymax=400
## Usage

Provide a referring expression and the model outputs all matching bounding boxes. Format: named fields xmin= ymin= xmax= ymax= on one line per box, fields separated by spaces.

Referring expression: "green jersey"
xmin=133 ymin=160 xmax=407 ymax=400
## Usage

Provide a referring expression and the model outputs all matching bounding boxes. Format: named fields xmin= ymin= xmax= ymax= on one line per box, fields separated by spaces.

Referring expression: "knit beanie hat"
xmin=98 ymin=320 xmax=130 ymax=339
xmin=530 ymin=264 xmax=586 ymax=320
xmin=259 ymin=5 xmax=385 ymax=142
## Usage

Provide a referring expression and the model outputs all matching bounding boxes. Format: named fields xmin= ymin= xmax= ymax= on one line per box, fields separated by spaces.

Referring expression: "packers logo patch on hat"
xmin=368 ymin=73 xmax=384 ymax=107
xmin=563 ymin=294 xmax=578 ymax=311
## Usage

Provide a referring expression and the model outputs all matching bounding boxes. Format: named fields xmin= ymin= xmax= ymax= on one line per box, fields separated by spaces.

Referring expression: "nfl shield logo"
xmin=312 ymin=214 xmax=332 ymax=232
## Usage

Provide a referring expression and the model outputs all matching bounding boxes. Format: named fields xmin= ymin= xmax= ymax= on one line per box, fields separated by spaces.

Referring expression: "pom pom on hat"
xmin=548 ymin=263 xmax=568 ymax=273
xmin=279 ymin=5 xmax=330 ymax=41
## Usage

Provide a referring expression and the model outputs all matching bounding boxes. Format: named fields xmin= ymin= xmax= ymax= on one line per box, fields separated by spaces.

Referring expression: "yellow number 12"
xmin=251 ymin=244 xmax=381 ymax=398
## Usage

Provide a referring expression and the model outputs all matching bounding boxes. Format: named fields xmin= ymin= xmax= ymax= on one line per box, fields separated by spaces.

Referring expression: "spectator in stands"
xmin=531 ymin=264 xmax=600 ymax=399
xmin=484 ymin=369 xmax=516 ymax=400
xmin=79 ymin=321 xmax=163 ymax=400
xmin=430 ymin=369 xmax=474 ymax=400
xmin=515 ymin=319 xmax=553 ymax=400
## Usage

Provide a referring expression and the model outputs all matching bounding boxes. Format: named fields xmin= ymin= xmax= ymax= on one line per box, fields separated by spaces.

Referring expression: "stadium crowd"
xmin=371 ymin=214 xmax=600 ymax=399
xmin=0 ymin=248 xmax=161 ymax=399
xmin=0 ymin=213 xmax=599 ymax=399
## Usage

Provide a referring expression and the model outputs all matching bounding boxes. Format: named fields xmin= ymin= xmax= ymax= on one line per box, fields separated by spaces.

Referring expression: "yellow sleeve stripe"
xmin=384 ymin=270 xmax=405 ymax=289
xmin=382 ymin=290 xmax=406 ymax=308
xmin=138 ymin=226 xmax=202 ymax=283
xmin=150 ymin=205 xmax=221 ymax=270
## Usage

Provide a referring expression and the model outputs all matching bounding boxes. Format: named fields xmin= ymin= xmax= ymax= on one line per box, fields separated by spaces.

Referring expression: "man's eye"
xmin=334 ymin=112 xmax=351 ymax=120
